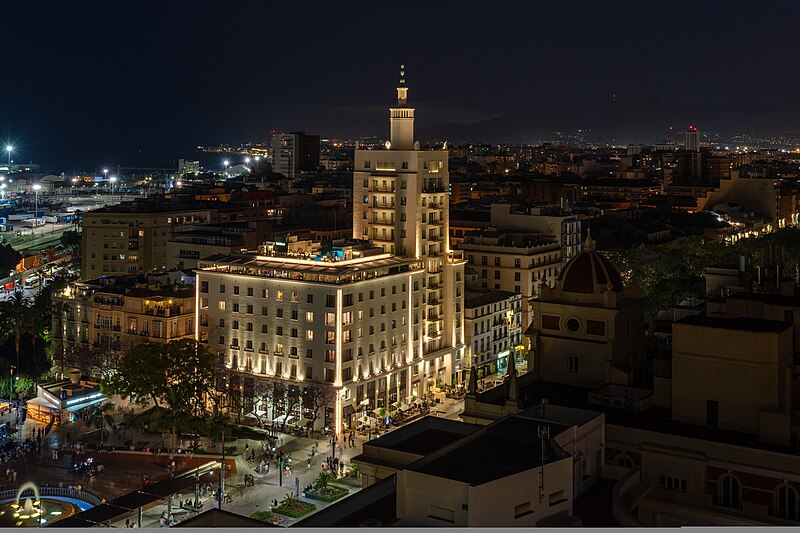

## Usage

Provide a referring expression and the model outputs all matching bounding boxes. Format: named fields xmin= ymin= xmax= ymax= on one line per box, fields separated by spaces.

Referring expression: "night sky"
xmin=3 ymin=1 xmax=798 ymax=170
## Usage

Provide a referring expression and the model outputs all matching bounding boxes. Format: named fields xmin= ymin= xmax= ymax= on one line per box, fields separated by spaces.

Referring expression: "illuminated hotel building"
xmin=196 ymin=69 xmax=465 ymax=433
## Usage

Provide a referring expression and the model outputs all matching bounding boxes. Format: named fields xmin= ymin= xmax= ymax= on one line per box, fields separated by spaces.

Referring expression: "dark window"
xmin=720 ymin=475 xmax=741 ymax=509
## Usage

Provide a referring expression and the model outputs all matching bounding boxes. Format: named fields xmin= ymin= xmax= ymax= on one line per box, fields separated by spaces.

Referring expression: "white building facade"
xmin=196 ymin=70 xmax=465 ymax=433
xmin=352 ymin=67 xmax=466 ymax=387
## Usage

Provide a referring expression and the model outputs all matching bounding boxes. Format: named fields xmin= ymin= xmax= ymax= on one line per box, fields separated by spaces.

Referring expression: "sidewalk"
xmin=109 ymin=430 xmax=368 ymax=528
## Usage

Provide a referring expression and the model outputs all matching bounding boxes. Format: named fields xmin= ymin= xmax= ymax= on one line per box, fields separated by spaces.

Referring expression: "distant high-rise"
xmin=178 ymin=159 xmax=200 ymax=174
xmin=685 ymin=126 xmax=700 ymax=152
xmin=270 ymin=132 xmax=320 ymax=178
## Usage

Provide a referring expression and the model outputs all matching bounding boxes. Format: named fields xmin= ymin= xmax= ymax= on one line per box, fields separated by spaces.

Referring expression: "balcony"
xmin=448 ymin=250 xmax=466 ymax=263
xmin=95 ymin=297 xmax=124 ymax=308
xmin=144 ymin=305 xmax=184 ymax=317
xmin=371 ymin=219 xmax=395 ymax=227
xmin=95 ymin=323 xmax=122 ymax=332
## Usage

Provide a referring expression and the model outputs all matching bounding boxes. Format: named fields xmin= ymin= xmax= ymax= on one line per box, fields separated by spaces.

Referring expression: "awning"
xmin=342 ymin=404 xmax=356 ymax=416
xmin=27 ymin=396 xmax=59 ymax=410
xmin=109 ymin=491 xmax=161 ymax=510
xmin=142 ymin=475 xmax=200 ymax=498
xmin=73 ymin=503 xmax=131 ymax=524
xmin=65 ymin=394 xmax=107 ymax=412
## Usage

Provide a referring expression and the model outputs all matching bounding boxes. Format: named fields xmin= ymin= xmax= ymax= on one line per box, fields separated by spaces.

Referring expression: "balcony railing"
xmin=144 ymin=306 xmax=184 ymax=317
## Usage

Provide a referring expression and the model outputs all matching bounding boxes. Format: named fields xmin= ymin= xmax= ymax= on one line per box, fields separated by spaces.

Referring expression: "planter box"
xmin=272 ymin=501 xmax=317 ymax=518
xmin=305 ymin=485 xmax=349 ymax=503
xmin=337 ymin=477 xmax=362 ymax=488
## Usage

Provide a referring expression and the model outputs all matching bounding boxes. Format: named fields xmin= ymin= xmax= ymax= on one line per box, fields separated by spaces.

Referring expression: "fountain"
xmin=0 ymin=482 xmax=94 ymax=527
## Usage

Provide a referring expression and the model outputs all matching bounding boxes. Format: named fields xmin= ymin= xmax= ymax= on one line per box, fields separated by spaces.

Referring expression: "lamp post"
xmin=9 ymin=366 xmax=14 ymax=415
xmin=218 ymin=431 xmax=225 ymax=509
xmin=223 ymin=160 xmax=229 ymax=178
xmin=109 ymin=176 xmax=117 ymax=203
xmin=5 ymin=146 xmax=12 ymax=169
xmin=71 ymin=177 xmax=78 ymax=196
xmin=279 ymin=453 xmax=284 ymax=487
xmin=32 ymin=184 xmax=41 ymax=235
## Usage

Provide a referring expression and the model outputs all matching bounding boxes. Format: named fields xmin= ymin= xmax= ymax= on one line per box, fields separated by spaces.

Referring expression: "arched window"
xmin=614 ymin=453 xmax=634 ymax=469
xmin=720 ymin=475 xmax=741 ymax=509
xmin=776 ymin=484 xmax=798 ymax=521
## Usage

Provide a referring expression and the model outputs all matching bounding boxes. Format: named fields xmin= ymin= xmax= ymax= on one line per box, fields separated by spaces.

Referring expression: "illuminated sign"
xmin=65 ymin=392 xmax=104 ymax=405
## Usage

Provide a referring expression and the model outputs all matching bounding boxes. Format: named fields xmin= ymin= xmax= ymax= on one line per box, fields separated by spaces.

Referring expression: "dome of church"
xmin=557 ymin=233 xmax=624 ymax=295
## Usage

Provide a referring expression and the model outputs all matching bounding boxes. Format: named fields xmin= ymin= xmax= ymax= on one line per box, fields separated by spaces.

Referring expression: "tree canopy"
xmin=104 ymin=339 xmax=215 ymax=416
xmin=613 ymin=227 xmax=800 ymax=320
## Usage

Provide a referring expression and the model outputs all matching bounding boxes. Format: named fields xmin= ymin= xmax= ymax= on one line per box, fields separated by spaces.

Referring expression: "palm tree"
xmin=89 ymin=403 xmax=116 ymax=448
xmin=120 ymin=409 xmax=140 ymax=448
xmin=1 ymin=290 xmax=32 ymax=372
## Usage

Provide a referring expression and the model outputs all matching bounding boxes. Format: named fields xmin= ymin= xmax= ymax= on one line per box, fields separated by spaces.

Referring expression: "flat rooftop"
xmin=411 ymin=416 xmax=569 ymax=485
xmin=676 ymin=314 xmax=791 ymax=333
xmin=367 ymin=416 xmax=482 ymax=456
xmin=198 ymin=252 xmax=422 ymax=285
xmin=473 ymin=376 xmax=800 ymax=455
xmin=465 ymin=290 xmax=518 ymax=309
xmin=727 ymin=291 xmax=800 ymax=308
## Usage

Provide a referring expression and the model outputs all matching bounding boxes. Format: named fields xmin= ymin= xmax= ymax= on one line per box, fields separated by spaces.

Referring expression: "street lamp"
xmin=71 ymin=177 xmax=78 ymax=196
xmin=102 ymin=168 xmax=108 ymax=180
xmin=5 ymin=146 xmax=12 ymax=169
xmin=32 ymin=184 xmax=41 ymax=235
xmin=109 ymin=176 xmax=117 ymax=202
xmin=244 ymin=157 xmax=251 ymax=164
xmin=0 ymin=183 xmax=6 ymax=202
xmin=223 ymin=160 xmax=229 ymax=177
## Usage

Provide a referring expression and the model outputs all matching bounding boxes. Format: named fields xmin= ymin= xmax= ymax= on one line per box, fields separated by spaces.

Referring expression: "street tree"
xmin=104 ymin=342 xmax=169 ymax=406
xmin=302 ymin=380 xmax=336 ymax=429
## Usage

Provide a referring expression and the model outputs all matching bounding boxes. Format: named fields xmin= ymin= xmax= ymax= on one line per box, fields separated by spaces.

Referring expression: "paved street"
xmin=0 ymin=395 xmax=465 ymax=527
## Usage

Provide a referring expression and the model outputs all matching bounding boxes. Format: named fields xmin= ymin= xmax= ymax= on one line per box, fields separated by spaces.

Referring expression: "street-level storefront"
xmin=28 ymin=376 xmax=107 ymax=426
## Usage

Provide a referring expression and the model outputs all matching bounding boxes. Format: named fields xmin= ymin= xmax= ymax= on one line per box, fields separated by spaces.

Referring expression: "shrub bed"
xmin=305 ymin=484 xmax=349 ymax=502
xmin=250 ymin=511 xmax=286 ymax=526
xmin=272 ymin=499 xmax=317 ymax=518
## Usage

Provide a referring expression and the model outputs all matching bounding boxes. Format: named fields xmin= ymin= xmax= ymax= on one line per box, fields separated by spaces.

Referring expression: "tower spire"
xmin=397 ymin=63 xmax=408 ymax=107
xmin=506 ymin=351 xmax=519 ymax=407
xmin=390 ymin=63 xmax=414 ymax=148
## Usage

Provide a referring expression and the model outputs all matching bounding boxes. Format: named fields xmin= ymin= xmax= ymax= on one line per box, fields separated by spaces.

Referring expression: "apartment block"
xmin=196 ymin=243 xmax=433 ymax=432
xmin=52 ymin=276 xmax=196 ymax=355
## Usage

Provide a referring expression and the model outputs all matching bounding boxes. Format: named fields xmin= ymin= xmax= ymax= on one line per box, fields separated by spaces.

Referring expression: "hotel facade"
xmin=196 ymin=70 xmax=466 ymax=433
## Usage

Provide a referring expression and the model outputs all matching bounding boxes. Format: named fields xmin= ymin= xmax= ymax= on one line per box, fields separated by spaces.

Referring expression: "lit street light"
xmin=245 ymin=157 xmax=251 ymax=164
xmin=32 ymin=184 xmax=41 ymax=235
xmin=71 ymin=177 xmax=79 ymax=195
xmin=109 ymin=176 xmax=117 ymax=202
xmin=5 ymin=146 xmax=12 ymax=169
xmin=223 ymin=160 xmax=229 ymax=177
